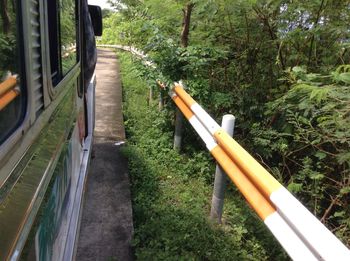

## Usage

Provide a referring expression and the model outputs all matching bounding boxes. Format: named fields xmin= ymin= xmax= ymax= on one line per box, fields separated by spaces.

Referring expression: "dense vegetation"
xmin=103 ymin=0 xmax=350 ymax=256
xmin=120 ymin=52 xmax=286 ymax=260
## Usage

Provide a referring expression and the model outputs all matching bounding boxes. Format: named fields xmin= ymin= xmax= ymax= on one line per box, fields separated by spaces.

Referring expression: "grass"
xmin=118 ymin=51 xmax=287 ymax=261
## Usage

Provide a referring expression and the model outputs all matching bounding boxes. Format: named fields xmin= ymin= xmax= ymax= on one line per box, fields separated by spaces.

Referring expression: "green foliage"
xmin=59 ymin=0 xmax=76 ymax=46
xmin=104 ymin=0 xmax=350 ymax=251
xmin=0 ymin=0 xmax=18 ymax=78
xmin=120 ymin=52 xmax=286 ymax=260
xmin=0 ymin=33 xmax=17 ymax=76
xmin=252 ymin=67 xmax=350 ymax=244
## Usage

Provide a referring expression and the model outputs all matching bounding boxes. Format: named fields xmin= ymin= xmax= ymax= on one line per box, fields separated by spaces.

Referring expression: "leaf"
xmin=292 ymin=66 xmax=306 ymax=74
xmin=333 ymin=211 xmax=345 ymax=218
xmin=309 ymin=172 xmax=324 ymax=180
xmin=287 ymin=182 xmax=303 ymax=193
xmin=340 ymin=186 xmax=350 ymax=196
xmin=314 ymin=151 xmax=327 ymax=160
xmin=309 ymin=87 xmax=329 ymax=103
xmin=337 ymin=73 xmax=350 ymax=84
xmin=336 ymin=152 xmax=350 ymax=164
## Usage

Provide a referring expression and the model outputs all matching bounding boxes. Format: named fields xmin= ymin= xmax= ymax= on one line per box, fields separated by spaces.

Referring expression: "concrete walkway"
xmin=76 ymin=49 xmax=133 ymax=261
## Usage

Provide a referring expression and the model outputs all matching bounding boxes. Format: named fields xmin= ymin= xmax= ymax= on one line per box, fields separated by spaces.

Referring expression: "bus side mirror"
xmin=88 ymin=5 xmax=103 ymax=36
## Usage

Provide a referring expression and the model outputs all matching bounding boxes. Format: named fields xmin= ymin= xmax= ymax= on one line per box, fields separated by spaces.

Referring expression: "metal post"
xmin=173 ymin=82 xmax=186 ymax=151
xmin=149 ymin=86 xmax=153 ymax=104
xmin=173 ymin=108 xmax=184 ymax=151
xmin=159 ymin=90 xmax=164 ymax=111
xmin=210 ymin=114 xmax=235 ymax=223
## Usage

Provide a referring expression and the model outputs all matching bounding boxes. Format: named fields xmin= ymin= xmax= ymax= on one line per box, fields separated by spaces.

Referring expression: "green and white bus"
xmin=0 ymin=1 xmax=101 ymax=259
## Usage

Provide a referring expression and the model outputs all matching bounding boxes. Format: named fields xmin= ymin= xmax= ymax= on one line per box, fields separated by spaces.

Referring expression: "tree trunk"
xmin=11 ymin=0 xmax=16 ymax=13
xmin=0 ymin=0 xmax=11 ymax=35
xmin=181 ymin=3 xmax=194 ymax=48
xmin=307 ymin=0 xmax=325 ymax=68
xmin=173 ymin=2 xmax=194 ymax=151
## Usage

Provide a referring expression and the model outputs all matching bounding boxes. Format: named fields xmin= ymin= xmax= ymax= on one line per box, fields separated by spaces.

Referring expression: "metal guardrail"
xmin=97 ymin=44 xmax=155 ymax=68
xmin=170 ymin=83 xmax=350 ymax=261
xmin=99 ymin=44 xmax=350 ymax=260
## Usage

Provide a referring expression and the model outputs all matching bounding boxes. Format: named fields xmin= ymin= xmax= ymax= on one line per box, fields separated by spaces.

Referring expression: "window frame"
xmin=0 ymin=0 xmax=29 ymax=149
xmin=0 ymin=0 xmax=32 ymax=180
xmin=46 ymin=0 xmax=80 ymax=97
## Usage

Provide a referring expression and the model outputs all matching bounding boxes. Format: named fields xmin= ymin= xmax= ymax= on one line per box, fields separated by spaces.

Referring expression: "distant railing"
xmin=97 ymin=44 xmax=155 ymax=68
xmin=99 ymin=44 xmax=350 ymax=260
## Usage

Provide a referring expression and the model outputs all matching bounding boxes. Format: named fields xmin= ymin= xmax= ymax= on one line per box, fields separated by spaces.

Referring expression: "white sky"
xmin=88 ymin=0 xmax=113 ymax=9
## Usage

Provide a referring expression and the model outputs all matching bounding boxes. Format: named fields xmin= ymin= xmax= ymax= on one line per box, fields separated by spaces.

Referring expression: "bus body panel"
xmin=0 ymin=0 xmax=98 ymax=259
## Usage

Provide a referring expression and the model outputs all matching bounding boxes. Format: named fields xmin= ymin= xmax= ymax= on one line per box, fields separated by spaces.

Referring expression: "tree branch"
xmin=0 ymin=0 xmax=11 ymax=35
xmin=253 ymin=6 xmax=286 ymax=70
xmin=181 ymin=3 xmax=195 ymax=48
xmin=307 ymin=0 xmax=326 ymax=68
xmin=321 ymin=196 xmax=339 ymax=223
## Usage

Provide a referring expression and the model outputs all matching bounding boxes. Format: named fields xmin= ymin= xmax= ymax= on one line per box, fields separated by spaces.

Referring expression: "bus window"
xmin=60 ymin=0 xmax=77 ymax=75
xmin=48 ymin=1 xmax=60 ymax=82
xmin=0 ymin=1 xmax=26 ymax=144
xmin=48 ymin=0 xmax=78 ymax=85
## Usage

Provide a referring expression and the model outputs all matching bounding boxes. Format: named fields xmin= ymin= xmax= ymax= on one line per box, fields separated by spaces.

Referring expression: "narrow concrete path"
xmin=76 ymin=49 xmax=133 ymax=261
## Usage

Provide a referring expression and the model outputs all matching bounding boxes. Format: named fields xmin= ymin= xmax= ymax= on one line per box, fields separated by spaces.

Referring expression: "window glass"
xmin=48 ymin=1 xmax=60 ymax=81
xmin=48 ymin=0 xmax=77 ymax=85
xmin=60 ymin=0 xmax=77 ymax=75
xmin=0 ymin=1 xmax=25 ymax=144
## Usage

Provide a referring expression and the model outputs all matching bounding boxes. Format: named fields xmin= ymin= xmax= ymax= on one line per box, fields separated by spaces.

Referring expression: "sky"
xmin=88 ymin=0 xmax=113 ymax=9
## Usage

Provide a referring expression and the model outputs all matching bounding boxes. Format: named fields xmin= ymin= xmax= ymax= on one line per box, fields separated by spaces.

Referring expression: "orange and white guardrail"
xmin=0 ymin=76 xmax=20 ymax=111
xmin=169 ymin=82 xmax=350 ymax=261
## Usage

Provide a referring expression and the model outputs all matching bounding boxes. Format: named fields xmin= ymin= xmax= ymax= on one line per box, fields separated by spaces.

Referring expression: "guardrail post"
xmin=149 ymin=85 xmax=154 ymax=105
xmin=210 ymin=114 xmax=235 ymax=223
xmin=159 ymin=89 xmax=164 ymax=111
xmin=173 ymin=82 xmax=186 ymax=151
xmin=173 ymin=108 xmax=184 ymax=151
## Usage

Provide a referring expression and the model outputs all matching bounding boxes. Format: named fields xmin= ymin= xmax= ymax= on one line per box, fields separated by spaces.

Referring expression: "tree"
xmin=0 ymin=0 xmax=10 ymax=35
